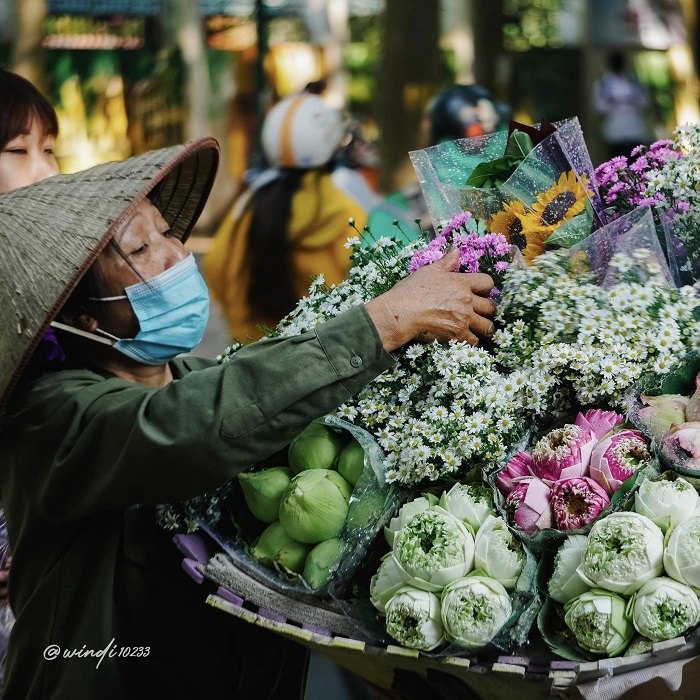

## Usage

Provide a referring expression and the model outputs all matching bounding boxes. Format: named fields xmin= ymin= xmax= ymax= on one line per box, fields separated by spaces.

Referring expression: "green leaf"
xmin=661 ymin=351 xmax=700 ymax=395
xmin=545 ymin=202 xmax=594 ymax=248
xmin=465 ymin=155 xmax=523 ymax=188
xmin=505 ymin=130 xmax=535 ymax=159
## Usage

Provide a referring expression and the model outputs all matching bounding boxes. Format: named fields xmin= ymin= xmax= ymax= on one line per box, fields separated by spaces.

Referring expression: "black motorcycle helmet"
xmin=427 ymin=84 xmax=511 ymax=144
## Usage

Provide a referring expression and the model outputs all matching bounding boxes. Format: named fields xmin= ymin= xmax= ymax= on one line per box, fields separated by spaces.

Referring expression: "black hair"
xmin=0 ymin=68 xmax=59 ymax=150
xmin=246 ymin=168 xmax=308 ymax=320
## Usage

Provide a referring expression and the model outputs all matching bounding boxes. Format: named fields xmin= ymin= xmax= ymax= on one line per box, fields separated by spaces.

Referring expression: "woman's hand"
xmin=365 ymin=248 xmax=497 ymax=352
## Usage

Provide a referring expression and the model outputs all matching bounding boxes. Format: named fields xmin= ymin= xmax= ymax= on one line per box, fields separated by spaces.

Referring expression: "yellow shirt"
xmin=203 ymin=170 xmax=367 ymax=342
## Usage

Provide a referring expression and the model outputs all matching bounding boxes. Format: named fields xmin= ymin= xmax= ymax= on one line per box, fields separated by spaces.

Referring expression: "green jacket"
xmin=0 ymin=306 xmax=394 ymax=699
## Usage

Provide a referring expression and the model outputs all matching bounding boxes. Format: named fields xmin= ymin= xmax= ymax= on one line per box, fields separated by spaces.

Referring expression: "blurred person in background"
xmin=203 ymin=89 xmax=368 ymax=343
xmin=0 ymin=67 xmax=60 ymax=689
xmin=0 ymin=68 xmax=59 ymax=192
xmin=366 ymin=83 xmax=511 ymax=241
xmin=593 ymin=51 xmax=651 ymax=160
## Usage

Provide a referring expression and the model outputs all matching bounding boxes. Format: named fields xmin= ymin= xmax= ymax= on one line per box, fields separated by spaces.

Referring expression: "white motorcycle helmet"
xmin=261 ymin=93 xmax=345 ymax=169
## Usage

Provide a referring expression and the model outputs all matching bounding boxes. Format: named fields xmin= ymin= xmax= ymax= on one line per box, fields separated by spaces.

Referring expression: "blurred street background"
xmin=2 ymin=0 xmax=700 ymax=239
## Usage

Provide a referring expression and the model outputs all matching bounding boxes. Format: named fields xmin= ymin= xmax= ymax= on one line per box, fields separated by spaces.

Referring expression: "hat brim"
xmin=0 ymin=137 xmax=220 ymax=410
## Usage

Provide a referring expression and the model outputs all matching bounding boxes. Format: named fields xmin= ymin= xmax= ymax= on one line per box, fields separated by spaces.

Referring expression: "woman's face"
xmin=92 ymin=198 xmax=188 ymax=339
xmin=0 ymin=117 xmax=59 ymax=192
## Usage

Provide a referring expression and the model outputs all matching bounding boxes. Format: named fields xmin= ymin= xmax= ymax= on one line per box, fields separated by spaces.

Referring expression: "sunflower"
xmin=488 ymin=200 xmax=546 ymax=264
xmin=525 ymin=170 xmax=590 ymax=239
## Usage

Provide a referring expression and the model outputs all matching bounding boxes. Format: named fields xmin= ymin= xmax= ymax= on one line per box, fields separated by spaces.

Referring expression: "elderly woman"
xmin=0 ymin=137 xmax=495 ymax=699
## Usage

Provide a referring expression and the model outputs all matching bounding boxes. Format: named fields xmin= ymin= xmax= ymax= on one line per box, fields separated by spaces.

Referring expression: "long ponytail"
xmin=246 ymin=169 xmax=306 ymax=320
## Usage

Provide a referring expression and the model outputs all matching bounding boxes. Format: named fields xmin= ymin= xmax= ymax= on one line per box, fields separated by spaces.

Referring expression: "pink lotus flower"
xmin=496 ymin=451 xmax=535 ymax=497
xmin=589 ymin=429 xmax=651 ymax=494
xmin=531 ymin=424 xmax=597 ymax=482
xmin=550 ymin=477 xmax=610 ymax=531
xmin=575 ymin=409 xmax=624 ymax=440
xmin=505 ymin=477 xmax=552 ymax=535
xmin=638 ymin=394 xmax=689 ymax=441
xmin=664 ymin=421 xmax=700 ymax=468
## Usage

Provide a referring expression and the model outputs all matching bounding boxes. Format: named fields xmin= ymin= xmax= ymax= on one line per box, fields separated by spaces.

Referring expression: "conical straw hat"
xmin=0 ymin=136 xmax=220 ymax=409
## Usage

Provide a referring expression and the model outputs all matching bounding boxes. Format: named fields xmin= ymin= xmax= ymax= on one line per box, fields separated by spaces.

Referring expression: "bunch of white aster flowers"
xmin=495 ymin=247 xmax=700 ymax=410
xmin=217 ymin=231 xmax=700 ymax=487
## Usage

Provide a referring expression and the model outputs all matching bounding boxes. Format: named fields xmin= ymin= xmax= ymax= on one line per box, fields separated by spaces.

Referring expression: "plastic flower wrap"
xmin=392 ymin=507 xmax=475 ymax=592
xmin=495 ymin=206 xmax=700 ymax=411
xmin=634 ymin=474 xmax=700 ymax=533
xmin=594 ymin=124 xmax=700 ymax=286
xmin=384 ymin=586 xmax=445 ymax=651
xmin=578 ymin=512 xmax=664 ymax=595
xmin=663 ymin=515 xmax=700 ymax=589
xmin=636 ymin=393 xmax=689 ymax=441
xmin=473 ymin=515 xmax=524 ymax=589
xmin=628 ymin=577 xmax=700 ymax=642
xmin=547 ymin=535 xmax=591 ymax=604
xmin=159 ymin=416 xmax=402 ymax=628
xmin=627 ymin=352 xmax=700 ymax=477
xmin=441 ymin=575 xmax=513 ymax=649
xmin=564 ymin=589 xmax=635 ymax=656
xmin=409 ymin=118 xmax=603 ymax=258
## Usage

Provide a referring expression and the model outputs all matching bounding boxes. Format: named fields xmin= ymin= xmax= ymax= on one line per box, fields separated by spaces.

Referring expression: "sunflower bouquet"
xmin=409 ymin=118 xmax=604 ymax=263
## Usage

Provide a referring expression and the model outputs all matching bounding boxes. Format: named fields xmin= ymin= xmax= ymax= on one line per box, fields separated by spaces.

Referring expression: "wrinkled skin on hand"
xmin=365 ymin=249 xmax=496 ymax=351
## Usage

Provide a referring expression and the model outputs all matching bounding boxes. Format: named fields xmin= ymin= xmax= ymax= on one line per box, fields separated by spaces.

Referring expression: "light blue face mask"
xmin=88 ymin=253 xmax=210 ymax=365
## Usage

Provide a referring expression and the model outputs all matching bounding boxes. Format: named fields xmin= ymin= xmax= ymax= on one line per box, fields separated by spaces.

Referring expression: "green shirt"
xmin=0 ymin=306 xmax=394 ymax=699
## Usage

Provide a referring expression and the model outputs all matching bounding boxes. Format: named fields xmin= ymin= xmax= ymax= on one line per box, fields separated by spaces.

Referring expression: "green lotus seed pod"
xmin=278 ymin=469 xmax=352 ymax=544
xmin=288 ymin=423 xmax=346 ymax=474
xmin=303 ymin=538 xmax=345 ymax=590
xmin=337 ymin=440 xmax=365 ymax=487
xmin=250 ymin=521 xmax=311 ymax=574
xmin=237 ymin=467 xmax=293 ymax=523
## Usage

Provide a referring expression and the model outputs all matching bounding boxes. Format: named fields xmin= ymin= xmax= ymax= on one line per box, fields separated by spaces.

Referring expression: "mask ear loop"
xmin=50 ymin=321 xmax=115 ymax=346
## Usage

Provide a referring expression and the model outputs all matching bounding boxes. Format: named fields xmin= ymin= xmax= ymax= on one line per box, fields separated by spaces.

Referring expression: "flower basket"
xmin=174 ymin=526 xmax=700 ymax=700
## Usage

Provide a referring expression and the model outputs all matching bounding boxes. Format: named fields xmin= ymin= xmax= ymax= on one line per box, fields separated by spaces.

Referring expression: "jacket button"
xmin=350 ymin=355 xmax=363 ymax=368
